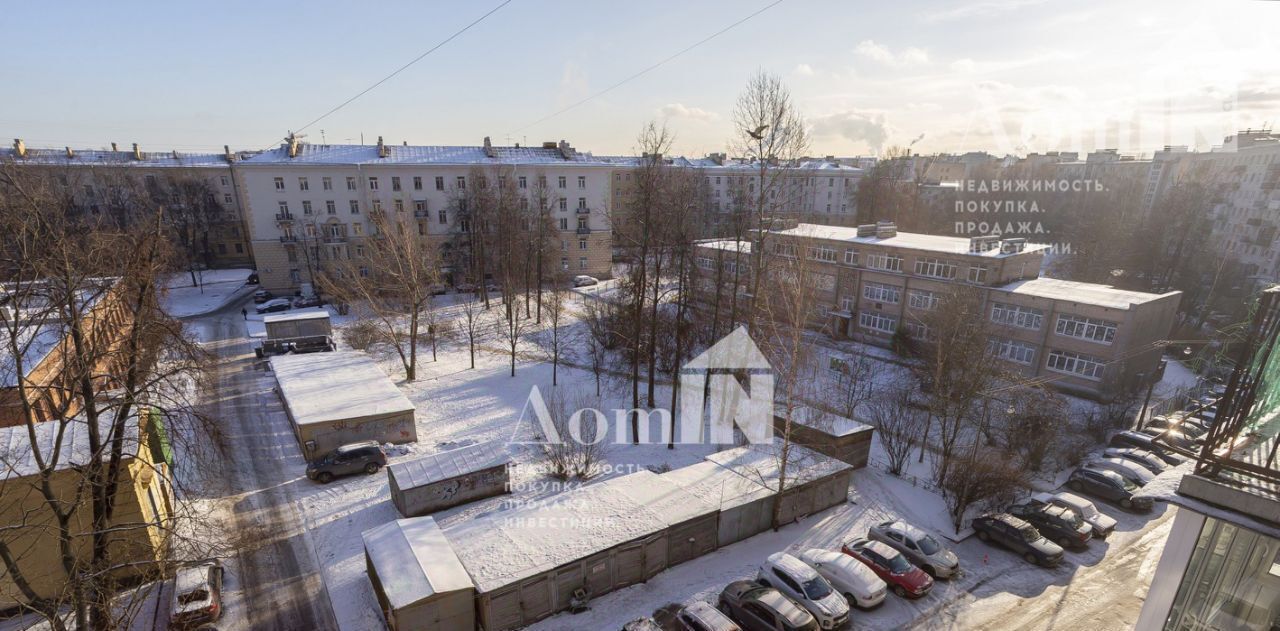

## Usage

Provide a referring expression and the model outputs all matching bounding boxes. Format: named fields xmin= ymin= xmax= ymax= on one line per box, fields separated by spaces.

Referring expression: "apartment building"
xmin=1 ymin=140 xmax=253 ymax=268
xmin=697 ymin=222 xmax=1181 ymax=399
xmin=237 ymin=137 xmax=616 ymax=293
xmin=1203 ymin=130 xmax=1280 ymax=281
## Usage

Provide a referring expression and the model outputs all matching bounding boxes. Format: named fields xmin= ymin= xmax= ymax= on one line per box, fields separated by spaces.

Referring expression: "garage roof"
xmin=658 ymin=461 xmax=774 ymax=510
xmin=389 ymin=441 xmax=510 ymax=490
xmin=362 ymin=516 xmax=472 ymax=610
xmin=706 ymin=441 xmax=853 ymax=490
xmin=269 ymin=351 xmax=414 ymax=427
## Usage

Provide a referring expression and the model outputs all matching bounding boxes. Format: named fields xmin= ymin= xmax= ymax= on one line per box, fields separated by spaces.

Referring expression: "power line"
xmin=276 ymin=0 xmax=512 ymax=146
xmin=508 ymin=0 xmax=784 ymax=135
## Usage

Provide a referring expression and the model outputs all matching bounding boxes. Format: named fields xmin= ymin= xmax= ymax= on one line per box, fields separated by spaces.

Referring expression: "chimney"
xmin=558 ymin=139 xmax=575 ymax=160
xmin=483 ymin=136 xmax=496 ymax=158
xmin=376 ymin=136 xmax=389 ymax=158
xmin=224 ymin=145 xmax=235 ymax=163
xmin=132 ymin=143 xmax=142 ymax=160
xmin=110 ymin=142 xmax=118 ymax=152
xmin=875 ymin=221 xmax=897 ymax=238
xmin=855 ymin=224 xmax=876 ymax=238
xmin=969 ymin=235 xmax=1001 ymax=253
xmin=12 ymin=139 xmax=26 ymax=158
xmin=402 ymin=140 xmax=407 ymax=146
xmin=172 ymin=149 xmax=181 ymax=160
xmin=542 ymin=141 xmax=557 ymax=149
xmin=1000 ymin=238 xmax=1027 ymax=254
xmin=709 ymin=152 xmax=725 ymax=165
xmin=65 ymin=146 xmax=75 ymax=159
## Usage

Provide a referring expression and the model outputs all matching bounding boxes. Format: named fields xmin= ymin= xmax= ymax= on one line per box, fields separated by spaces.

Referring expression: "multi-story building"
xmin=697 ymin=221 xmax=1181 ymax=399
xmin=1 ymin=140 xmax=253 ymax=268
xmin=1136 ymin=286 xmax=1280 ymax=630
xmin=1203 ymin=130 xmax=1280 ymax=282
xmin=236 ymin=137 xmax=617 ymax=293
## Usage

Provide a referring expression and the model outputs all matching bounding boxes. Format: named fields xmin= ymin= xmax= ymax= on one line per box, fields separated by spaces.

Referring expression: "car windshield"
xmin=1120 ymin=476 xmax=1139 ymax=491
xmin=1020 ymin=526 xmax=1040 ymax=543
xmin=802 ymin=576 xmax=832 ymax=600
xmin=917 ymin=535 xmax=942 ymax=555
xmin=1061 ymin=511 xmax=1083 ymax=528
xmin=885 ymin=551 xmax=912 ymax=573
xmin=177 ymin=589 xmax=209 ymax=605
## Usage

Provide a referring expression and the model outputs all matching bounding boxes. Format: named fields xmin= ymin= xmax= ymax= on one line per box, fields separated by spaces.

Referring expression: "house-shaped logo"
xmin=678 ymin=326 xmax=774 ymax=445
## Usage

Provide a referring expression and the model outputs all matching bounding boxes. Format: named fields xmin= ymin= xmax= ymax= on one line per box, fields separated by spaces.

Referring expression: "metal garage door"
xmin=520 ymin=576 xmax=553 ymax=622
xmin=616 ymin=542 xmax=644 ymax=586
xmin=643 ymin=533 xmax=667 ymax=580
xmin=584 ymin=552 xmax=612 ymax=596
xmin=553 ymin=564 xmax=584 ymax=610
xmin=485 ymin=587 xmax=523 ymax=631
xmin=668 ymin=515 xmax=717 ymax=566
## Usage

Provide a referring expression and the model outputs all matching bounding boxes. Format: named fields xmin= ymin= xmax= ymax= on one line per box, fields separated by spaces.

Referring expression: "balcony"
xmin=275 ymin=212 xmax=295 ymax=221
xmin=575 ymin=207 xmax=591 ymax=215
xmin=414 ymin=209 xmax=431 ymax=218
xmin=323 ymin=235 xmax=348 ymax=244
xmin=576 ymin=226 xmax=591 ymax=235
xmin=279 ymin=235 xmax=298 ymax=243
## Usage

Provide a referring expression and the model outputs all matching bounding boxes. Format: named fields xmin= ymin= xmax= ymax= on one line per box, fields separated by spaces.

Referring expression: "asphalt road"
xmin=198 ymin=301 xmax=338 ymax=631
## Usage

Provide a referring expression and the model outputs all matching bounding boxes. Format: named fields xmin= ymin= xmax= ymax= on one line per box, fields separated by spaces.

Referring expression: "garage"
xmin=660 ymin=460 xmax=777 ymax=548
xmin=773 ymin=405 xmax=875 ymax=469
xmin=705 ymin=441 xmax=854 ymax=526
xmin=388 ymin=441 xmax=511 ymax=518
xmin=362 ymin=516 xmax=474 ymax=631
xmin=270 ymin=351 xmax=417 ymax=461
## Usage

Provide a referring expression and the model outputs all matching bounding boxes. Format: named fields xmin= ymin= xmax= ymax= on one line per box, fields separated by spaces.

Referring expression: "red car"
xmin=842 ymin=537 xmax=934 ymax=598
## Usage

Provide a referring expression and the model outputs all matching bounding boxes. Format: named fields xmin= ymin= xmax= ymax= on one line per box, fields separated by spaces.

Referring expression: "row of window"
xmin=987 ymin=339 xmax=1106 ymax=380
xmin=275 ymin=196 xmax=591 ymax=217
xmin=990 ymin=303 xmax=1118 ymax=345
xmin=274 ymin=174 xmax=591 ymax=193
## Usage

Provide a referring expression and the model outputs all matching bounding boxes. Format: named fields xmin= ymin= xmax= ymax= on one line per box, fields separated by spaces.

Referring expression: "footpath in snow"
xmin=163 ymin=268 xmax=255 ymax=318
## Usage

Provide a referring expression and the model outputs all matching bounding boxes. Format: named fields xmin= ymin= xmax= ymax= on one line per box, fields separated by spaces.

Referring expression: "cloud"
xmin=658 ymin=103 xmax=718 ymax=122
xmin=794 ymin=63 xmax=815 ymax=76
xmin=855 ymin=40 xmax=929 ymax=66
xmin=923 ymin=0 xmax=1048 ymax=23
xmin=810 ymin=110 xmax=893 ymax=152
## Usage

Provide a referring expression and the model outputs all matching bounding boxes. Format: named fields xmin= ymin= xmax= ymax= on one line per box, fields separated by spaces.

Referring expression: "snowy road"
xmin=196 ymin=303 xmax=339 ymax=631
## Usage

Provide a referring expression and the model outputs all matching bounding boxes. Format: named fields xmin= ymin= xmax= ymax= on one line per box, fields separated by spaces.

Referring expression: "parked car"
xmin=291 ymin=295 xmax=322 ymax=309
xmin=867 ymin=519 xmax=960 ymax=579
xmin=1104 ymin=447 xmax=1170 ymax=474
xmin=574 ymin=275 xmax=600 ymax=287
xmin=717 ymin=580 xmax=819 ymax=631
xmin=255 ymin=297 xmax=292 ymax=314
xmin=970 ymin=513 xmax=1064 ymax=567
xmin=1088 ymin=457 xmax=1156 ymax=486
xmin=252 ymin=289 xmax=274 ymax=304
xmin=675 ymin=601 xmax=742 ymax=631
xmin=171 ymin=560 xmax=224 ymax=629
xmin=1144 ymin=416 xmax=1208 ymax=439
xmin=1108 ymin=431 xmax=1186 ymax=465
xmin=798 ymin=548 xmax=887 ymax=609
xmin=428 ymin=284 xmax=449 ymax=296
xmin=1137 ymin=427 xmax=1201 ymax=452
xmin=305 ymin=441 xmax=387 ymax=483
xmin=1008 ymin=501 xmax=1092 ymax=550
xmin=623 ymin=618 xmax=663 ymax=631
xmin=246 ymin=271 xmax=259 ymax=285
xmin=756 ymin=552 xmax=849 ymax=629
xmin=1067 ymin=465 xmax=1153 ymax=512
xmin=841 ymin=538 xmax=933 ymax=598
xmin=1031 ymin=491 xmax=1117 ymax=540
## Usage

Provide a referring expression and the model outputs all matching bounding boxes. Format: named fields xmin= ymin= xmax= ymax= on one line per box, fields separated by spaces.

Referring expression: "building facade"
xmin=696 ymin=222 xmax=1181 ymax=399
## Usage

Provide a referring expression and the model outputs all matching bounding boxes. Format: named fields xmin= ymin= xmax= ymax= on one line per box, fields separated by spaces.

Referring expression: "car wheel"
xmin=1057 ymin=538 xmax=1072 ymax=549
xmin=922 ymin=565 xmax=937 ymax=578
xmin=1069 ymin=480 xmax=1084 ymax=492
xmin=893 ymin=585 xmax=907 ymax=598
xmin=316 ymin=472 xmax=333 ymax=484
xmin=1120 ymin=498 xmax=1133 ymax=509
xmin=364 ymin=462 xmax=381 ymax=474
xmin=844 ymin=592 xmax=857 ymax=607
xmin=757 ymin=578 xmax=770 ymax=588
xmin=1024 ymin=552 xmax=1037 ymax=564
xmin=977 ymin=530 xmax=990 ymax=542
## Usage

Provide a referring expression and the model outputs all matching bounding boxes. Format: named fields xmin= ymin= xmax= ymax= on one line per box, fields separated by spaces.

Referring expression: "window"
xmin=413 ymin=176 xmax=422 ymax=190
xmin=273 ymin=177 xmax=284 ymax=190
xmin=346 ymin=176 xmax=357 ymax=190
xmin=1046 ymin=350 xmax=1106 ymax=380
xmin=456 ymin=176 xmax=466 ymax=190
xmin=224 ymin=194 xmax=233 ymax=204
xmin=349 ymin=200 xmax=360 ymax=214
xmin=578 ymin=176 xmax=586 ymax=189
xmin=908 ymin=290 xmax=939 ymax=310
xmin=220 ymin=176 xmax=229 ymax=187
xmin=438 ymin=209 xmax=448 ymax=223
xmin=579 ymin=257 xmax=587 ymax=270
xmin=561 ymin=257 xmax=569 ymax=270
xmin=991 ymin=303 xmax=1044 ymax=330
xmin=577 ymin=216 xmax=588 ymax=230
xmin=843 ymin=249 xmax=858 ymax=266
xmin=696 ymin=257 xmax=714 ymax=271
xmin=578 ymin=197 xmax=587 ymax=210
xmin=558 ymin=176 xmax=567 ymax=189
xmin=807 ymin=246 xmax=837 ymax=262
xmin=968 ymin=266 xmax=989 ymax=283
xmin=390 ymin=176 xmax=401 ymax=192
xmin=388 ymin=199 xmax=400 ymax=213
xmin=905 ymin=321 xmax=932 ymax=340
xmin=840 ymin=296 xmax=856 ymax=312
xmin=558 ymin=199 xmax=567 ymax=211
xmin=865 ymin=253 xmax=903 ymax=272
xmin=326 ymin=200 xmax=336 ymax=215
xmin=1055 ymin=315 xmax=1118 ymax=344
xmin=579 ymin=239 xmax=588 ymax=250
xmin=352 ymin=222 xmax=363 ymax=236
xmin=775 ymin=243 xmax=797 ymax=258
xmin=368 ymin=176 xmax=379 ymax=190
xmin=518 ymin=176 xmax=527 ymax=189
xmin=990 ymin=338 xmax=1036 ymax=365
xmin=914 ymin=257 xmax=957 ymax=279
xmin=277 ymin=201 xmax=289 ymax=215
xmin=322 ymin=176 xmax=332 ymax=190
xmin=372 ymin=199 xmax=382 ymax=212
xmin=859 ymin=311 xmax=898 ymax=334
xmin=435 ymin=176 xmax=445 ymax=191
xmin=298 ymin=177 xmax=309 ymax=191
xmin=289 ymin=269 xmax=301 ymax=283
xmin=811 ymin=273 xmax=836 ymax=292
xmin=414 ymin=200 xmax=427 ymax=214
xmin=558 ymin=217 xmax=569 ymax=230
xmin=235 ymin=243 xmax=243 ymax=254
xmin=863 ymin=282 xmax=901 ymax=304
xmin=301 ymin=200 xmax=312 ymax=215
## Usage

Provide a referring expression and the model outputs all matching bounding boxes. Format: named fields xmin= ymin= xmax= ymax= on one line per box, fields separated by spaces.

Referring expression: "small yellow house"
xmin=0 ymin=409 xmax=174 ymax=612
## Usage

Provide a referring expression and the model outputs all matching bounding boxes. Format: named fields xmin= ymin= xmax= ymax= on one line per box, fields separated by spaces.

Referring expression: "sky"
xmin=3 ymin=0 xmax=1278 ymax=159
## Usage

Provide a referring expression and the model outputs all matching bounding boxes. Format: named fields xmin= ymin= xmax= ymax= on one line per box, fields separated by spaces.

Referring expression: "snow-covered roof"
xmin=241 ymin=143 xmax=622 ymax=166
xmin=658 ymin=461 xmax=774 ymax=510
xmin=696 ymin=239 xmax=753 ymax=254
xmin=0 ymin=147 xmax=235 ymax=168
xmin=994 ymin=277 xmax=1177 ymax=310
xmin=0 ymin=412 xmax=142 ymax=481
xmin=362 ymin=516 xmax=473 ymax=610
xmin=773 ymin=223 xmax=1051 ymax=259
xmin=706 ymin=441 xmax=853 ymax=490
xmin=262 ymin=310 xmax=330 ymax=324
xmin=779 ymin=405 xmax=873 ymax=437
xmin=389 ymin=442 xmax=509 ymax=490
xmin=444 ymin=470 xmax=716 ymax=592
xmin=269 ymin=351 xmax=413 ymax=427
xmin=0 ymin=323 xmax=63 ymax=388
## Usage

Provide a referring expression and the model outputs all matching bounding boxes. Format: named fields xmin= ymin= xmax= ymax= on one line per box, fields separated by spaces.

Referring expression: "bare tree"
xmin=940 ymin=449 xmax=1028 ymax=532
xmin=320 ymin=211 xmax=440 ymax=381
xmin=532 ymin=386 xmax=609 ymax=479
xmin=542 ymin=276 xmax=571 ymax=386
xmin=581 ymin=293 xmax=616 ymax=398
xmin=865 ymin=385 xmax=924 ymax=476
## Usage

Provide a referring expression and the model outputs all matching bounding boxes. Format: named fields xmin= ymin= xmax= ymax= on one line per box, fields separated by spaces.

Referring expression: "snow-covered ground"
xmin=162 ymin=268 xmax=254 ymax=318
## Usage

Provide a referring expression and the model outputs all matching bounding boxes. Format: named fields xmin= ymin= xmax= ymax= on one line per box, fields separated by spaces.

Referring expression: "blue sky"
xmin=4 ymin=0 xmax=1277 ymax=157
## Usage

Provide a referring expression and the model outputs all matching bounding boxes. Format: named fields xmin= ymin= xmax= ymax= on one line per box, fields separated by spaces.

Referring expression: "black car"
xmin=971 ymin=513 xmax=1064 ymax=567
xmin=305 ymin=441 xmax=387 ymax=484
xmin=1138 ymin=427 xmax=1201 ymax=452
xmin=1108 ymin=431 xmax=1186 ymax=465
xmin=252 ymin=289 xmax=274 ymax=304
xmin=1008 ymin=502 xmax=1092 ymax=549
xmin=717 ymin=580 xmax=818 ymax=631
xmin=292 ymin=295 xmax=323 ymax=309
xmin=1067 ymin=465 xmax=1153 ymax=512
xmin=246 ymin=272 xmax=259 ymax=285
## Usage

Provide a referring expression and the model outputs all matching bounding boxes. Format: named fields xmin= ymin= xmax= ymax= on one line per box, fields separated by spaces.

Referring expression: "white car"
xmin=757 ymin=552 xmax=850 ymax=629
xmin=1038 ymin=492 xmax=1117 ymax=540
xmin=798 ymin=548 xmax=887 ymax=609
xmin=675 ymin=601 xmax=741 ymax=631
xmin=171 ymin=560 xmax=224 ymax=629
xmin=573 ymin=275 xmax=599 ymax=287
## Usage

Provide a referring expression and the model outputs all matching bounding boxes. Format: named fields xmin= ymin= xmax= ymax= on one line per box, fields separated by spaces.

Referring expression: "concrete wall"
xmin=293 ymin=411 xmax=417 ymax=462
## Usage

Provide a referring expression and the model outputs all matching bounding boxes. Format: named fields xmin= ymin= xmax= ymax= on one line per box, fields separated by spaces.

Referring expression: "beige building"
xmin=236 ymin=137 xmax=617 ymax=294
xmin=697 ymin=222 xmax=1181 ymax=399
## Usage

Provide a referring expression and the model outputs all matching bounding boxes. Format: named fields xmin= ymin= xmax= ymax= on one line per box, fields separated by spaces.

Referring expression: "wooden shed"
xmin=388 ymin=442 xmax=511 ymax=518
xmin=270 ymin=352 xmax=416 ymax=461
xmin=363 ymin=516 xmax=475 ymax=631
xmin=443 ymin=470 xmax=718 ymax=631
xmin=773 ymin=405 xmax=875 ymax=469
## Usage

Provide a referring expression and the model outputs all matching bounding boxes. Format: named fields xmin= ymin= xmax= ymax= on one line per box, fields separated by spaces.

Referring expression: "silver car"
xmin=867 ymin=520 xmax=960 ymax=579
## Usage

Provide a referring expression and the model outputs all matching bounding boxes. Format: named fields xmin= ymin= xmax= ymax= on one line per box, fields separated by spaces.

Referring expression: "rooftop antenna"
xmin=320 ymin=129 xmax=327 ymax=144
